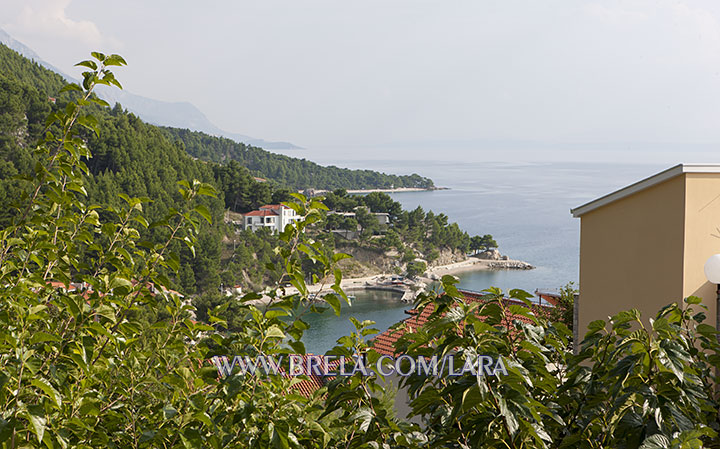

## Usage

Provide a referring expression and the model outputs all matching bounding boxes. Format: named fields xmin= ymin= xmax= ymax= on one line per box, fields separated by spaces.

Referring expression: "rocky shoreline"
xmin=421 ymin=253 xmax=534 ymax=281
xmin=344 ymin=254 xmax=534 ymax=302
xmin=246 ymin=252 xmax=534 ymax=306
xmin=486 ymin=260 xmax=534 ymax=270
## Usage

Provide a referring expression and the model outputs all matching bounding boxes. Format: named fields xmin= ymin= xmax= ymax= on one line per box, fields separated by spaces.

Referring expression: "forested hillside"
xmin=0 ymin=43 xmax=474 ymax=295
xmin=0 ymin=48 xmax=716 ymax=449
xmin=322 ymin=189 xmax=472 ymax=260
xmin=163 ymin=127 xmax=434 ymax=190
xmin=0 ymin=43 xmax=433 ymax=192
xmin=0 ymin=43 xmax=282 ymax=293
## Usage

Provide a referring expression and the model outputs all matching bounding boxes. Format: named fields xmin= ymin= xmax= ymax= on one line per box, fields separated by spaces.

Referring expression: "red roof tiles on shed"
xmin=285 ymin=290 xmax=547 ymax=396
xmin=280 ymin=354 xmax=342 ymax=398
xmin=244 ymin=209 xmax=279 ymax=217
xmin=371 ymin=290 xmax=541 ymax=357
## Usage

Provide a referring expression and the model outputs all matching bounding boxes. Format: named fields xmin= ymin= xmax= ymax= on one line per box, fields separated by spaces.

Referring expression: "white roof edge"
xmin=571 ymin=163 xmax=720 ymax=218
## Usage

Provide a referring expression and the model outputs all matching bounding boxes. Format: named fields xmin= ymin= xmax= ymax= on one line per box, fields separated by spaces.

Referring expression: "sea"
xmin=277 ymin=153 xmax=680 ymax=354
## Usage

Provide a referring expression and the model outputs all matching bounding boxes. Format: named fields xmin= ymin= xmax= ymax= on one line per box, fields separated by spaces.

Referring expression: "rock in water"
xmin=477 ymin=249 xmax=502 ymax=260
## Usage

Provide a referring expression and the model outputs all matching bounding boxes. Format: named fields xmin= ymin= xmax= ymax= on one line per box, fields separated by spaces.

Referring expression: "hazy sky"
xmin=3 ymin=0 xmax=720 ymax=160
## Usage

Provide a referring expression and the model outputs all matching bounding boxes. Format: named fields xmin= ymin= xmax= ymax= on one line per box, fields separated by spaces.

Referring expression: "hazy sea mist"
xmin=287 ymin=153 xmax=672 ymax=353
xmin=325 ymin=158 xmax=667 ymax=293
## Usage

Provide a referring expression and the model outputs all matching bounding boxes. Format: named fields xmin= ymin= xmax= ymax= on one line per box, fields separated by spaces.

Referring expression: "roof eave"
xmin=570 ymin=163 xmax=720 ymax=218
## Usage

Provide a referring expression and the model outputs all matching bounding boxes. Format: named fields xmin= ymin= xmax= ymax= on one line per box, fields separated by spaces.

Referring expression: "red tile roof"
xmin=209 ymin=291 xmax=548 ymax=398
xmin=372 ymin=290 xmax=543 ymax=357
xmin=279 ymin=354 xmax=341 ymax=398
xmin=284 ymin=291 xmax=547 ymax=397
xmin=244 ymin=209 xmax=279 ymax=217
xmin=259 ymin=204 xmax=290 ymax=210
xmin=207 ymin=354 xmax=338 ymax=398
xmin=534 ymin=289 xmax=561 ymax=306
xmin=47 ymin=281 xmax=76 ymax=291
xmin=291 ymin=290 xmax=548 ymax=396
xmin=286 ymin=368 xmax=325 ymax=398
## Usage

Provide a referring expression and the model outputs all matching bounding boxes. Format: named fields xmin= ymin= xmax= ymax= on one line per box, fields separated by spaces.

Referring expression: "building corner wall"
xmin=577 ymin=175 xmax=686 ymax=341
xmin=682 ymin=173 xmax=720 ymax=329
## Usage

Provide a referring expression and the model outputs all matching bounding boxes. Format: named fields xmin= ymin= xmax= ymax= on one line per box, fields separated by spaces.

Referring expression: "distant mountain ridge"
xmin=0 ymin=28 xmax=300 ymax=150
xmin=0 ymin=41 xmax=433 ymax=191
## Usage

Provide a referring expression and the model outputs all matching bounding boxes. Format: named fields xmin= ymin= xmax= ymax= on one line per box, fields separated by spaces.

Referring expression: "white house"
xmin=331 ymin=209 xmax=390 ymax=225
xmin=243 ymin=204 xmax=300 ymax=233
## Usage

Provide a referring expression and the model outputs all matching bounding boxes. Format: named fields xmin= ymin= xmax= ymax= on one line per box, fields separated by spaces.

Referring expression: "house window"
xmin=247 ymin=218 xmax=252 ymax=224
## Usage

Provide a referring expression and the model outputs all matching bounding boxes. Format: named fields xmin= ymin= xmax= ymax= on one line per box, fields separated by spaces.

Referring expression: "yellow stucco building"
xmin=571 ymin=164 xmax=720 ymax=346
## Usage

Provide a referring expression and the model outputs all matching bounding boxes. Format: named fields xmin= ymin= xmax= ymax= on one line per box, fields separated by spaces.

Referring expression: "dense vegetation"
xmin=0 ymin=43 xmax=485 ymax=291
xmin=163 ymin=127 xmax=434 ymax=190
xmin=396 ymin=283 xmax=720 ymax=447
xmin=0 ymin=51 xmax=718 ymax=449
xmin=0 ymin=43 xmax=433 ymax=194
xmin=0 ymin=44 xmax=255 ymax=292
xmin=322 ymin=189 xmax=496 ymax=267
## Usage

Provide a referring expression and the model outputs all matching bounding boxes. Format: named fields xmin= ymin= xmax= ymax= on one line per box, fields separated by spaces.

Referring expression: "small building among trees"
xmin=243 ymin=204 xmax=300 ymax=233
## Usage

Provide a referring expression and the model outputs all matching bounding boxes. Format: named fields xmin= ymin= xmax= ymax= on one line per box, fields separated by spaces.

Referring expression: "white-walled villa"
xmin=243 ymin=204 xmax=300 ymax=233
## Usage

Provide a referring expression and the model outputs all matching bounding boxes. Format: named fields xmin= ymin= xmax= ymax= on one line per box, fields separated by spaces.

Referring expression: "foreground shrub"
xmin=399 ymin=279 xmax=720 ymax=448
xmin=0 ymin=52 xmax=420 ymax=448
xmin=1 ymin=51 xmax=718 ymax=449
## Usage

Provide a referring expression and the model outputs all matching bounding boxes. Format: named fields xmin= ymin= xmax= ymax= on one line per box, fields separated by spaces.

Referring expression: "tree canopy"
xmin=322 ymin=189 xmax=479 ymax=258
xmin=162 ymin=127 xmax=435 ymax=191
xmin=0 ymin=42 xmax=438 ymax=293
xmin=0 ymin=49 xmax=718 ymax=449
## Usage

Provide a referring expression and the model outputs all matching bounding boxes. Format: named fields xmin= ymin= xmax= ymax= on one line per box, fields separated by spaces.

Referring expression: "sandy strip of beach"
xmin=243 ymin=257 xmax=531 ymax=306
xmin=424 ymin=258 xmax=490 ymax=277
xmin=419 ymin=257 xmax=533 ymax=282
xmin=244 ymin=273 xmax=388 ymax=306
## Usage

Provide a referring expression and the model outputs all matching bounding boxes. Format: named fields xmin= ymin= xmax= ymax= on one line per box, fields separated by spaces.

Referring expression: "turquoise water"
xmin=298 ymin=160 xmax=668 ymax=354
xmin=384 ymin=161 xmax=667 ymax=294
xmin=298 ymin=289 xmax=410 ymax=355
